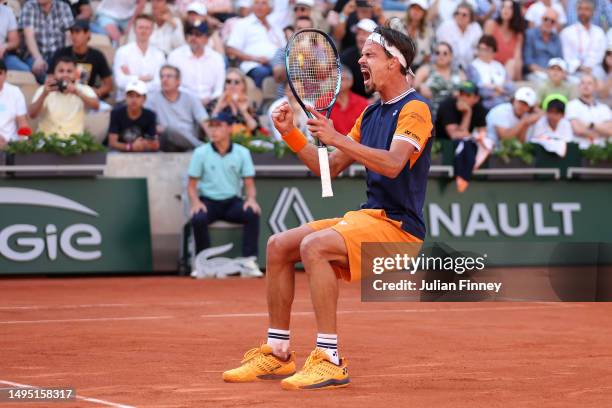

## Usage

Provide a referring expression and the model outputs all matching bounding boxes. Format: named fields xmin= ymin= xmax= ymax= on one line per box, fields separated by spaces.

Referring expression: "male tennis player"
xmin=223 ymin=25 xmax=433 ymax=390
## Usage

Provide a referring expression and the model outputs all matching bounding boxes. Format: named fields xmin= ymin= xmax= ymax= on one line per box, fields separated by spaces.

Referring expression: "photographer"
xmin=28 ymin=55 xmax=100 ymax=138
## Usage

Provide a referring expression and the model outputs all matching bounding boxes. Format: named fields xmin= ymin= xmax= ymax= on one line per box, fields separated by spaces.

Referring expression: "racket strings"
xmin=286 ymin=31 xmax=340 ymax=111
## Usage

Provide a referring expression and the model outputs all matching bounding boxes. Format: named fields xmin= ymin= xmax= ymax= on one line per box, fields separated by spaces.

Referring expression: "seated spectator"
xmin=145 ymin=65 xmax=208 ymax=152
xmin=291 ymin=0 xmax=326 ymax=30
xmin=176 ymin=0 xmax=234 ymax=21
xmin=128 ymin=0 xmax=184 ymax=55
xmin=0 ymin=3 xmax=28 ymax=71
xmin=49 ymin=20 xmax=113 ymax=100
xmin=268 ymin=84 xmax=309 ymax=142
xmin=565 ymin=73 xmax=612 ymax=148
xmin=62 ymin=0 xmax=92 ymax=20
xmin=226 ymin=0 xmax=285 ymax=88
xmin=523 ymin=8 xmax=563 ymax=82
xmin=429 ymin=0 xmax=478 ymax=24
xmin=388 ymin=0 xmax=434 ymax=71
xmin=564 ymin=0 xmax=610 ymax=27
xmin=0 ymin=59 xmax=29 ymax=148
xmin=208 ymin=68 xmax=259 ymax=135
xmin=108 ymin=79 xmax=159 ymax=152
xmin=340 ymin=18 xmax=377 ymax=98
xmin=168 ymin=21 xmax=224 ymax=105
xmin=330 ymin=0 xmax=383 ymax=52
xmin=468 ymin=35 xmax=513 ymax=110
xmin=528 ymin=94 xmax=573 ymax=157
xmin=329 ymin=66 xmax=368 ymax=135
xmin=435 ymin=81 xmax=488 ymax=192
xmin=483 ymin=0 xmax=525 ymax=81
xmin=436 ymin=3 xmax=483 ymax=70
xmin=28 ymin=55 xmax=100 ymax=138
xmin=561 ymin=0 xmax=606 ymax=76
xmin=525 ymin=0 xmax=567 ymax=27
xmin=485 ymin=86 xmax=541 ymax=147
xmin=594 ymin=44 xmax=612 ymax=105
xmin=21 ymin=0 xmax=75 ymax=82
xmin=113 ymin=14 xmax=166 ymax=102
xmin=414 ymin=42 xmax=466 ymax=119
xmin=272 ymin=17 xmax=314 ymax=98
xmin=187 ymin=111 xmax=263 ymax=277
xmin=536 ymin=58 xmax=575 ymax=103
xmin=184 ymin=3 xmax=225 ymax=54
xmin=93 ymin=0 xmax=146 ymax=44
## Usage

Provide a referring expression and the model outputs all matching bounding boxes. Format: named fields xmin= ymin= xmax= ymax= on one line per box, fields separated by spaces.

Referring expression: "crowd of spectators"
xmin=0 ymin=0 xmax=609 ymax=169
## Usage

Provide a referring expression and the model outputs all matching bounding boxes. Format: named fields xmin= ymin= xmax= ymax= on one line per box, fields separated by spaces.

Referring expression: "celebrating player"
xmin=223 ymin=26 xmax=433 ymax=390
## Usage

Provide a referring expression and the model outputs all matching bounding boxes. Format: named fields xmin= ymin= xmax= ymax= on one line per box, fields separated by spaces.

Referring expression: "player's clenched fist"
xmin=271 ymin=102 xmax=295 ymax=135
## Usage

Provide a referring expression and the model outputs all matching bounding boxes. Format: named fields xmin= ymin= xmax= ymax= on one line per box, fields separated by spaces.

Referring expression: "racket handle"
xmin=318 ymin=146 xmax=334 ymax=198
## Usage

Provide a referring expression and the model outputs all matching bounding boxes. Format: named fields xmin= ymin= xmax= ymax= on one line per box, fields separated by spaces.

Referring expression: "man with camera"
xmin=28 ymin=55 xmax=100 ymax=138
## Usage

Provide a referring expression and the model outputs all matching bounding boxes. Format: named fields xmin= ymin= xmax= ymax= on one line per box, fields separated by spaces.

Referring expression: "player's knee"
xmin=267 ymin=233 xmax=288 ymax=262
xmin=299 ymin=234 xmax=324 ymax=264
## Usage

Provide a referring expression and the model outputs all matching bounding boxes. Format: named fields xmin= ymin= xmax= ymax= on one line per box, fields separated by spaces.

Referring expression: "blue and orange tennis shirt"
xmin=347 ymin=88 xmax=433 ymax=240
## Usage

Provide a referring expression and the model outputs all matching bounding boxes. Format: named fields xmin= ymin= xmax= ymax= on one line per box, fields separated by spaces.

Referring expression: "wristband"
xmin=282 ymin=128 xmax=308 ymax=153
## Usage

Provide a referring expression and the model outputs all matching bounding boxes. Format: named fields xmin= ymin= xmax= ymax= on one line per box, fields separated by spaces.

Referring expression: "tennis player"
xmin=223 ymin=26 xmax=433 ymax=390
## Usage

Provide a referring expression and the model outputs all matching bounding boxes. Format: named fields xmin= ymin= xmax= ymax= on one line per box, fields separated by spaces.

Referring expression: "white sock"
xmin=316 ymin=333 xmax=339 ymax=365
xmin=267 ymin=328 xmax=290 ymax=359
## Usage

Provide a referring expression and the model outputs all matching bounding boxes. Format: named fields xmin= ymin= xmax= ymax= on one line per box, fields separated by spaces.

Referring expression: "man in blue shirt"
xmin=187 ymin=111 xmax=262 ymax=277
xmin=523 ymin=7 xmax=564 ymax=81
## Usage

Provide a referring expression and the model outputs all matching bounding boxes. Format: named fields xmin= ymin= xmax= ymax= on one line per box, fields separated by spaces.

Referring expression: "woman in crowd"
xmin=208 ymin=68 xmax=259 ymax=135
xmin=389 ymin=0 xmax=434 ymax=71
xmin=414 ymin=42 xmax=466 ymax=118
xmin=594 ymin=47 xmax=612 ymax=106
xmin=483 ymin=0 xmax=526 ymax=81
xmin=468 ymin=34 xmax=513 ymax=109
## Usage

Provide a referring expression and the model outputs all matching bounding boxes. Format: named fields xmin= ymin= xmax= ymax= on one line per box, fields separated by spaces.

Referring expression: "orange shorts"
xmin=308 ymin=209 xmax=423 ymax=282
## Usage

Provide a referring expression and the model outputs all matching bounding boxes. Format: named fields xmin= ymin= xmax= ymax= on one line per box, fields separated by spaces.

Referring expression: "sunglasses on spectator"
xmin=542 ymin=16 xmax=557 ymax=23
xmin=225 ymin=79 xmax=242 ymax=85
xmin=435 ymin=50 xmax=449 ymax=56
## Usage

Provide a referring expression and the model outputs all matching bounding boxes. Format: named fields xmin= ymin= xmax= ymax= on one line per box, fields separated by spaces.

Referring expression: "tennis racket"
xmin=285 ymin=29 xmax=342 ymax=198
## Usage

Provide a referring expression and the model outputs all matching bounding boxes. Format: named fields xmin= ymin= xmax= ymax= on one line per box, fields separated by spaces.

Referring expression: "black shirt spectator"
xmin=49 ymin=46 xmax=111 ymax=88
xmin=109 ymin=105 xmax=157 ymax=143
xmin=435 ymin=95 xmax=487 ymax=139
xmin=61 ymin=0 xmax=91 ymax=19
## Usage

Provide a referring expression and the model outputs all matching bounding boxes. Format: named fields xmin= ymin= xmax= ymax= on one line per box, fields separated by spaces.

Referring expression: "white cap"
xmin=353 ymin=18 xmax=377 ymax=34
xmin=514 ymin=86 xmax=537 ymax=107
xmin=547 ymin=57 xmax=568 ymax=72
xmin=236 ymin=0 xmax=252 ymax=8
xmin=408 ymin=0 xmax=429 ymax=10
xmin=125 ymin=79 xmax=147 ymax=96
xmin=295 ymin=0 xmax=315 ymax=7
xmin=187 ymin=2 xmax=207 ymax=15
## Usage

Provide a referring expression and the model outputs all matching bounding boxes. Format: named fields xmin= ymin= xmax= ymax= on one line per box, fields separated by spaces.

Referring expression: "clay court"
xmin=1 ymin=274 xmax=611 ymax=408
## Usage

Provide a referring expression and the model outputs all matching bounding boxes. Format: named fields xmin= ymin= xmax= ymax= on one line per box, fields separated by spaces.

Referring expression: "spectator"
xmin=331 ymin=0 xmax=383 ymax=52
xmin=525 ymin=0 xmax=567 ymax=27
xmin=436 ymin=3 xmax=483 ymax=70
xmin=145 ymin=65 xmax=208 ymax=152
xmin=49 ymin=20 xmax=113 ymax=100
xmin=565 ymin=73 xmax=612 ymax=148
xmin=474 ymin=0 xmax=500 ymax=25
xmin=561 ymin=0 xmax=607 ymax=75
xmin=565 ymin=0 xmax=611 ymax=28
xmin=389 ymin=0 xmax=434 ymax=71
xmin=329 ymin=66 xmax=368 ymax=135
xmin=528 ymin=95 xmax=573 ymax=157
xmin=113 ymin=14 xmax=166 ymax=102
xmin=227 ymin=0 xmax=285 ymax=88
xmin=108 ymin=79 xmax=159 ymax=152
xmin=21 ymin=0 xmax=74 ymax=82
xmin=175 ymin=0 xmax=234 ymax=21
xmin=93 ymin=0 xmax=146 ymax=44
xmin=483 ymin=0 xmax=525 ymax=81
xmin=208 ymin=68 xmax=259 ymax=135
xmin=0 ymin=59 xmax=28 ymax=148
xmin=168 ymin=21 xmax=224 ymax=105
xmin=435 ymin=81 xmax=488 ymax=192
xmin=272 ymin=17 xmax=314 ymax=98
xmin=485 ymin=86 xmax=541 ymax=147
xmin=187 ymin=111 xmax=263 ymax=278
xmin=127 ymin=0 xmax=184 ymax=55
xmin=523 ymin=7 xmax=563 ymax=81
xmin=184 ymin=2 xmax=225 ymax=54
xmin=468 ymin=35 xmax=513 ymax=110
xmin=291 ymin=0 xmax=325 ymax=29
xmin=536 ymin=58 xmax=575 ymax=103
xmin=594 ymin=44 xmax=611 ymax=104
xmin=430 ymin=0 xmax=478 ymax=24
xmin=28 ymin=55 xmax=100 ymax=138
xmin=414 ymin=42 xmax=466 ymax=119
xmin=0 ymin=3 xmax=28 ymax=71
xmin=340 ymin=18 xmax=377 ymax=98
xmin=61 ymin=0 xmax=92 ymax=20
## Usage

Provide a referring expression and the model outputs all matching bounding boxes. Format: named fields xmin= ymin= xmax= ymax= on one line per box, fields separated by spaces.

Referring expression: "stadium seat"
xmin=90 ymin=33 xmax=116 ymax=66
xmin=85 ymin=110 xmax=111 ymax=144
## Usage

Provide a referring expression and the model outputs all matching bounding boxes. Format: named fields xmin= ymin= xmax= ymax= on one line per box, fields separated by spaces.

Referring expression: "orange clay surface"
xmin=1 ymin=274 xmax=611 ymax=408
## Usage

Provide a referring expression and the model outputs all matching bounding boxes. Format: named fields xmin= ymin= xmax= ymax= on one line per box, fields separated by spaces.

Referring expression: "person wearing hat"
xmin=184 ymin=2 xmax=226 ymax=54
xmin=340 ymin=18 xmax=377 ymax=97
xmin=107 ymin=79 xmax=159 ymax=152
xmin=485 ymin=86 xmax=542 ymax=147
xmin=0 ymin=58 xmax=29 ymax=148
xmin=28 ymin=55 xmax=100 ymax=138
xmin=536 ymin=58 xmax=575 ymax=103
xmin=167 ymin=20 xmax=225 ymax=105
xmin=435 ymin=80 xmax=489 ymax=192
xmin=187 ymin=111 xmax=263 ymax=278
xmin=388 ymin=0 xmax=434 ymax=70
xmin=331 ymin=0 xmax=383 ymax=52
xmin=127 ymin=0 xmax=185 ymax=55
xmin=49 ymin=19 xmax=113 ymax=100
xmin=527 ymin=94 xmax=573 ymax=157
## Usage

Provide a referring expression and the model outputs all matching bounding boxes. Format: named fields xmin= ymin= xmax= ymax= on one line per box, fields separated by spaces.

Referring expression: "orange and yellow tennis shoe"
xmin=281 ymin=348 xmax=350 ymax=390
xmin=222 ymin=344 xmax=296 ymax=382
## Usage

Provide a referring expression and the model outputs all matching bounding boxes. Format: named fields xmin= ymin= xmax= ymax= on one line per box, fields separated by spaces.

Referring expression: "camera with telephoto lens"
xmin=56 ymin=79 xmax=69 ymax=93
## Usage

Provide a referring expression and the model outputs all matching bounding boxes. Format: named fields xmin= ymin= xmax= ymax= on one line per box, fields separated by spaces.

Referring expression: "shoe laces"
xmin=241 ymin=346 xmax=264 ymax=364
xmin=302 ymin=348 xmax=329 ymax=373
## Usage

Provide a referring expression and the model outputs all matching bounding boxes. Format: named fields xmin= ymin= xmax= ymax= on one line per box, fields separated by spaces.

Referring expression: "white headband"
xmin=366 ymin=32 xmax=415 ymax=76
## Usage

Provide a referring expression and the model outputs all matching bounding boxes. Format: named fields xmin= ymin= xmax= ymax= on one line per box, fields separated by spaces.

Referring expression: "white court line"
xmin=0 ymin=301 xmax=218 ymax=311
xmin=0 ymin=316 xmax=173 ymax=325
xmin=0 ymin=380 xmax=135 ymax=408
